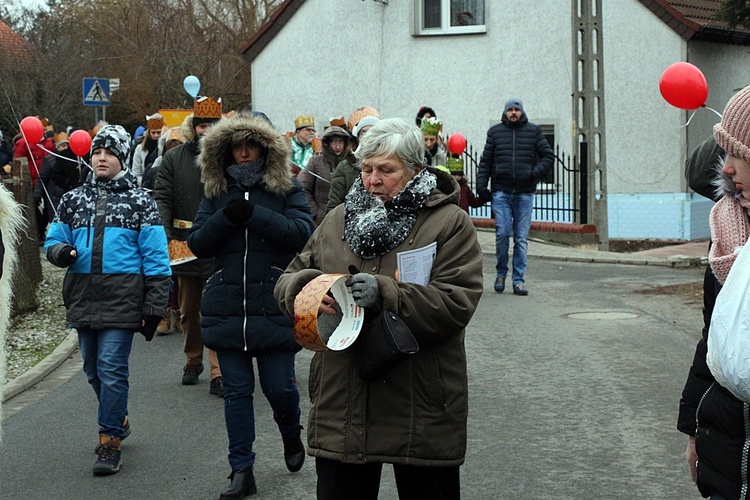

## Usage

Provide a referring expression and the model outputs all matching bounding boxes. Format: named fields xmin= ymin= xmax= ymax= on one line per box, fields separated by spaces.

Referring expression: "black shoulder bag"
xmin=355 ymin=309 xmax=419 ymax=381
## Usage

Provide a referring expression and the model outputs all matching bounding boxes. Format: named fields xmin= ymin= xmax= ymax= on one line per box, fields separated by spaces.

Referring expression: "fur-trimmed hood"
xmin=712 ymin=159 xmax=742 ymax=200
xmin=179 ymin=114 xmax=197 ymax=144
xmin=198 ymin=114 xmax=293 ymax=199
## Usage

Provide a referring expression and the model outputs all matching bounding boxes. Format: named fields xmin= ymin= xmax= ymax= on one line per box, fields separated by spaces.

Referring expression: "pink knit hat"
xmin=714 ymin=84 xmax=750 ymax=163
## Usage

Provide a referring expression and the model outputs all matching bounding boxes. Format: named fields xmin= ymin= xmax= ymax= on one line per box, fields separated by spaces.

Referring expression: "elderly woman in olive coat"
xmin=275 ymin=118 xmax=483 ymax=499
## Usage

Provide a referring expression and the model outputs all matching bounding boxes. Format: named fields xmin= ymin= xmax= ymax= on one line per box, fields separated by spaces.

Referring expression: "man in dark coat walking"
xmin=476 ymin=98 xmax=554 ymax=296
xmin=153 ymin=97 xmax=224 ymax=395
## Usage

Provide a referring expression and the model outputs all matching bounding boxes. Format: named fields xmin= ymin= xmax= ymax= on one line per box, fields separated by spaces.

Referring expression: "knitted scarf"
xmin=227 ymin=157 xmax=266 ymax=190
xmin=708 ymin=194 xmax=750 ymax=284
xmin=344 ymin=169 xmax=436 ymax=260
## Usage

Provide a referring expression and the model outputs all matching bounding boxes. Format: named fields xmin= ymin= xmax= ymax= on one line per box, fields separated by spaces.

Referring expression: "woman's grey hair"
xmin=354 ymin=118 xmax=425 ymax=171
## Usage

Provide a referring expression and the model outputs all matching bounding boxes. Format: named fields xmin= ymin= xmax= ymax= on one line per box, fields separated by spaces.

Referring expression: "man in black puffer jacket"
xmin=476 ymin=98 xmax=554 ymax=296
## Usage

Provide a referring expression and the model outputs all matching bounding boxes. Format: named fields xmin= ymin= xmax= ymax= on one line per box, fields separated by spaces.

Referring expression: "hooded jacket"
xmin=131 ymin=135 xmax=161 ymax=186
xmin=44 ymin=169 xmax=171 ymax=329
xmin=153 ymin=114 xmax=212 ymax=278
xmin=476 ymin=105 xmax=554 ymax=196
xmin=326 ymin=155 xmax=361 ymax=214
xmin=678 ymin=170 xmax=749 ymax=499
xmin=275 ymin=167 xmax=484 ymax=466
xmin=299 ymin=126 xmax=349 ymax=227
xmin=187 ymin=114 xmax=313 ymax=352
xmin=33 ymin=149 xmax=82 ymax=223
xmin=14 ymin=136 xmax=54 ymax=187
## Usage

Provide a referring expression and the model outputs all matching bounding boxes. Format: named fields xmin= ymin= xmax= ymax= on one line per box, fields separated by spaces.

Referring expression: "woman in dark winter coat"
xmin=187 ymin=113 xmax=314 ymax=499
xmin=678 ymin=84 xmax=750 ymax=500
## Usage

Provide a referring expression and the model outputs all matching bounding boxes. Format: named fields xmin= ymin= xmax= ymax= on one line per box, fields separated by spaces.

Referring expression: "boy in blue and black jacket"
xmin=45 ymin=124 xmax=171 ymax=477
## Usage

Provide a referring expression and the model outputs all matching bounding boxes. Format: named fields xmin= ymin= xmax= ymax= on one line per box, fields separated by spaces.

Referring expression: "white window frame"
xmin=413 ymin=0 xmax=487 ymax=36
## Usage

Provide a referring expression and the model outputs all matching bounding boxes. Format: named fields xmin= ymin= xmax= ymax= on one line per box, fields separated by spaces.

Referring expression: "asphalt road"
xmin=0 ymin=255 xmax=706 ymax=499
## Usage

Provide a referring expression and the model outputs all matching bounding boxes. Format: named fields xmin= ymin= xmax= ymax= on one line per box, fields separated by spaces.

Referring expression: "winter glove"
xmin=56 ymin=244 xmax=78 ymax=267
xmin=224 ymin=199 xmax=254 ymax=224
xmin=345 ymin=272 xmax=380 ymax=309
xmin=140 ymin=315 xmax=162 ymax=342
xmin=478 ymin=188 xmax=492 ymax=202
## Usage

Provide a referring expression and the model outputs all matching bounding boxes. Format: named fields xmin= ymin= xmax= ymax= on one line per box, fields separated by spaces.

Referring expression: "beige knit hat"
xmin=714 ymin=84 xmax=750 ymax=163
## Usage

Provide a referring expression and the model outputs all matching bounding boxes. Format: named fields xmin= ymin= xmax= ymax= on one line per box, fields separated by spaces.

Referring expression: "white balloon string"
xmin=705 ymin=106 xmax=723 ymax=119
xmin=682 ymin=109 xmax=699 ymax=127
xmin=678 ymin=106 xmax=723 ymax=127
xmin=39 ymin=146 xmax=80 ymax=163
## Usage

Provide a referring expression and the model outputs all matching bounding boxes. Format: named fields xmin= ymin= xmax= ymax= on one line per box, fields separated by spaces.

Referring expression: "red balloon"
xmin=659 ymin=62 xmax=708 ymax=110
xmin=69 ymin=129 xmax=92 ymax=157
xmin=19 ymin=116 xmax=44 ymax=144
xmin=447 ymin=133 xmax=467 ymax=155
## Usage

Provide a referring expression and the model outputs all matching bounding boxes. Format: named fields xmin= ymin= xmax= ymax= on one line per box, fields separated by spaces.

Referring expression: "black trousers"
xmin=315 ymin=457 xmax=460 ymax=500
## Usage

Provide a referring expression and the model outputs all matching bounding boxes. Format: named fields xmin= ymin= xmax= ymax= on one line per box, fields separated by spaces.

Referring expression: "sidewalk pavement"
xmin=2 ymin=229 xmax=709 ymax=403
xmin=474 ymin=228 xmax=708 ymax=268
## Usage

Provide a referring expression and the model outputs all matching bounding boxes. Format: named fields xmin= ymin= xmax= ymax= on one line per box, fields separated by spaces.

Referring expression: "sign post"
xmin=83 ymin=77 xmax=111 ymax=122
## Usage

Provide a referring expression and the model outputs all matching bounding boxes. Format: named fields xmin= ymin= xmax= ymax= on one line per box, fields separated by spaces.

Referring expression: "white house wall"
xmin=251 ymin=0 xmax=572 ymax=154
xmin=250 ymin=0 xmax=744 ymax=240
xmin=603 ymin=0 xmax=687 ymax=195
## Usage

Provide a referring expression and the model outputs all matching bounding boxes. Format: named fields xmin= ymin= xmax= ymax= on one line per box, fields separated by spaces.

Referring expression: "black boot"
xmin=282 ymin=432 xmax=305 ymax=472
xmin=219 ymin=467 xmax=257 ymax=499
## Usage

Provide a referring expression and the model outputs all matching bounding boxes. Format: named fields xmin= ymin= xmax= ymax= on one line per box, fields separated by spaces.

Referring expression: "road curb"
xmin=2 ymin=330 xmax=78 ymax=402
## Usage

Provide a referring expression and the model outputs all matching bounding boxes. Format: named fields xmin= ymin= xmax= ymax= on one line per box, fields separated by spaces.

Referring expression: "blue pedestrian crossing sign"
xmin=82 ymin=78 xmax=110 ymax=106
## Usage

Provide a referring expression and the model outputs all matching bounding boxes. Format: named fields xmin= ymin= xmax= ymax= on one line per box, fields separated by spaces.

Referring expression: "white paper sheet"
xmin=396 ymin=242 xmax=437 ymax=286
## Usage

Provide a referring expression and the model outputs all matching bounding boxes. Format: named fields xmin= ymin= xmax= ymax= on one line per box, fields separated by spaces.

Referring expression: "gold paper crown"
xmin=146 ymin=113 xmax=165 ymax=130
xmin=165 ymin=127 xmax=184 ymax=143
xmin=421 ymin=117 xmax=442 ymax=136
xmin=446 ymin=156 xmax=464 ymax=174
xmin=347 ymin=106 xmax=379 ymax=132
xmin=54 ymin=132 xmax=69 ymax=145
xmin=295 ymin=115 xmax=315 ymax=130
xmin=329 ymin=116 xmax=346 ymax=128
xmin=193 ymin=97 xmax=223 ymax=119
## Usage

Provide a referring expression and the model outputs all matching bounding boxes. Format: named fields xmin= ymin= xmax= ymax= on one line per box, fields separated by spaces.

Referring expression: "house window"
xmin=415 ymin=0 xmax=486 ymax=35
xmin=539 ymin=124 xmax=556 ymax=184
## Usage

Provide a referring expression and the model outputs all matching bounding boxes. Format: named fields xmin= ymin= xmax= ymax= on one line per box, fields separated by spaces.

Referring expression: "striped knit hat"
xmin=714 ymin=85 xmax=750 ymax=163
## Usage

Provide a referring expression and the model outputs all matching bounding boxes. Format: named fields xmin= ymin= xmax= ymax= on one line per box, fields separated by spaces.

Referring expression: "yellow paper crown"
xmin=421 ymin=117 xmax=442 ymax=136
xmin=295 ymin=115 xmax=315 ymax=130
xmin=193 ymin=97 xmax=223 ymax=119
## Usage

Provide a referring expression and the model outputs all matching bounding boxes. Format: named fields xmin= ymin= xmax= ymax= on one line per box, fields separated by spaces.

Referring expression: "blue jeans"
xmin=77 ymin=328 xmax=134 ymax=438
xmin=492 ymin=191 xmax=534 ymax=285
xmin=216 ymin=349 xmax=301 ymax=471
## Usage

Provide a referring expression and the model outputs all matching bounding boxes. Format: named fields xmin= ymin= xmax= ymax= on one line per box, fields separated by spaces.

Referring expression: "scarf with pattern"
xmin=344 ymin=169 xmax=436 ymax=259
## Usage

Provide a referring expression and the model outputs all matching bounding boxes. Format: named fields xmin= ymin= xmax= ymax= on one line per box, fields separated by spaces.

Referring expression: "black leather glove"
xmin=140 ymin=315 xmax=162 ymax=342
xmin=224 ymin=199 xmax=254 ymax=224
xmin=478 ymin=189 xmax=492 ymax=202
